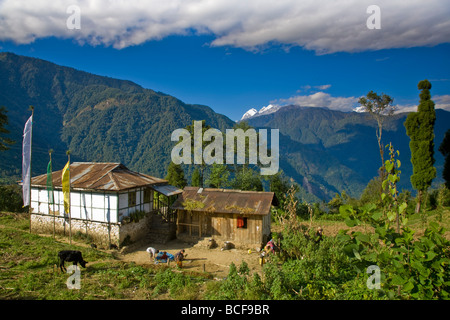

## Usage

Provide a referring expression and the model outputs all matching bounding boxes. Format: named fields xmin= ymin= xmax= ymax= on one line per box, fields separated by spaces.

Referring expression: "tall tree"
xmin=438 ymin=129 xmax=450 ymax=189
xmin=358 ymin=91 xmax=395 ymax=174
xmin=165 ymin=161 xmax=187 ymax=189
xmin=185 ymin=120 xmax=212 ymax=188
xmin=206 ymin=163 xmax=230 ymax=188
xmin=267 ymin=170 xmax=291 ymax=204
xmin=231 ymin=166 xmax=263 ymax=191
xmin=404 ymin=79 xmax=436 ymax=213
xmin=0 ymin=106 xmax=15 ymax=151
xmin=191 ymin=167 xmax=201 ymax=187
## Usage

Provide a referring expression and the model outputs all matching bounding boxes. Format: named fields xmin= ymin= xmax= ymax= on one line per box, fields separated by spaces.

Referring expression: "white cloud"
xmin=393 ymin=95 xmax=450 ymax=114
xmin=435 ymin=95 xmax=450 ymax=111
xmin=275 ymin=92 xmax=359 ymax=112
xmin=244 ymin=92 xmax=450 ymax=119
xmin=0 ymin=0 xmax=449 ymax=54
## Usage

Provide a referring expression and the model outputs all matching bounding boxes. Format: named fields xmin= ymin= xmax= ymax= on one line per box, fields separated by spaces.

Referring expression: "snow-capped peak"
xmin=241 ymin=108 xmax=258 ymax=120
xmin=240 ymin=104 xmax=281 ymax=120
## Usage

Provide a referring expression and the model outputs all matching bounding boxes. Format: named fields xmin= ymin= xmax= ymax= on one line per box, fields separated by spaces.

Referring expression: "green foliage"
xmin=2 ymin=53 xmax=450 ymax=202
xmin=0 ymin=184 xmax=26 ymax=213
xmin=360 ymin=176 xmax=384 ymax=205
xmin=0 ymin=106 xmax=15 ymax=151
xmin=358 ymin=91 xmax=395 ymax=169
xmin=205 ymin=261 xmax=271 ymax=300
xmin=404 ymin=79 xmax=437 ymax=202
xmin=122 ymin=210 xmax=147 ymax=224
xmin=338 ymin=143 xmax=450 ymax=299
xmin=165 ymin=161 xmax=187 ymax=189
xmin=181 ymin=197 xmax=205 ymax=212
xmin=153 ymin=268 xmax=199 ymax=299
xmin=205 ymin=163 xmax=229 ymax=188
xmin=267 ymin=170 xmax=291 ymax=205
xmin=230 ymin=166 xmax=263 ymax=191
xmin=191 ymin=167 xmax=201 ymax=187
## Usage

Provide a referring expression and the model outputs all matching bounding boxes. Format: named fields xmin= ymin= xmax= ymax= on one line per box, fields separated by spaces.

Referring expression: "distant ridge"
xmin=1 ymin=52 xmax=448 ymax=201
xmin=0 ymin=52 xmax=234 ymax=182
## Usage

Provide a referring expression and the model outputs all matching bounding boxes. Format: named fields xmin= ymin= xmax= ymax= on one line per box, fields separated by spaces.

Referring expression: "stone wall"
xmin=119 ymin=214 xmax=152 ymax=245
xmin=31 ymin=213 xmax=152 ymax=248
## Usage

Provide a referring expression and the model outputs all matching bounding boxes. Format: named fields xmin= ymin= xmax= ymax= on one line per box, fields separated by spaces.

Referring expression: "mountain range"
xmin=246 ymin=105 xmax=449 ymax=201
xmin=0 ymin=52 xmax=449 ymax=202
xmin=0 ymin=52 xmax=233 ymax=183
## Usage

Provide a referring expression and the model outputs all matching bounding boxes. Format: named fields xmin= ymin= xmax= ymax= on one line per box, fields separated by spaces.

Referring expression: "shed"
xmin=171 ymin=187 xmax=278 ymax=247
xmin=27 ymin=162 xmax=182 ymax=246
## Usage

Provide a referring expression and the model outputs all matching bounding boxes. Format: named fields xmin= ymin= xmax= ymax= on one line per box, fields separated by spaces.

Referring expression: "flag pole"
xmin=29 ymin=106 xmax=34 ymax=233
xmin=48 ymin=149 xmax=55 ymax=239
xmin=67 ymin=150 xmax=71 ymax=245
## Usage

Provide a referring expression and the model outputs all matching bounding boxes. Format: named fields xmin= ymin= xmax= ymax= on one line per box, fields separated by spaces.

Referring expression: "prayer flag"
xmin=22 ymin=115 xmax=32 ymax=206
xmin=62 ymin=161 xmax=70 ymax=214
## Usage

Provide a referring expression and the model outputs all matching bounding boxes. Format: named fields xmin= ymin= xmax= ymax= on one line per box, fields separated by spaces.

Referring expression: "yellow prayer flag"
xmin=62 ymin=161 xmax=70 ymax=214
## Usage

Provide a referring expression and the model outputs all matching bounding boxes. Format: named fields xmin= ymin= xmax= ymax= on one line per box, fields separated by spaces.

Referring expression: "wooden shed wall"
xmin=177 ymin=210 xmax=270 ymax=245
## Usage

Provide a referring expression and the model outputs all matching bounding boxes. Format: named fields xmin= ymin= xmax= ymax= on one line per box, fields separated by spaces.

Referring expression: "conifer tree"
xmin=191 ymin=167 xmax=201 ymax=187
xmin=165 ymin=161 xmax=187 ymax=189
xmin=404 ymin=79 xmax=436 ymax=213
xmin=0 ymin=106 xmax=14 ymax=151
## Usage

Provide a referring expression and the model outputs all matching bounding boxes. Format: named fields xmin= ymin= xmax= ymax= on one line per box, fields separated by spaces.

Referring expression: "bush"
xmin=0 ymin=184 xmax=26 ymax=213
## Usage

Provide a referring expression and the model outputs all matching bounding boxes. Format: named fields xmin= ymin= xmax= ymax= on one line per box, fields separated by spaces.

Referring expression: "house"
xmin=171 ymin=187 xmax=278 ymax=248
xmin=27 ymin=162 xmax=182 ymax=247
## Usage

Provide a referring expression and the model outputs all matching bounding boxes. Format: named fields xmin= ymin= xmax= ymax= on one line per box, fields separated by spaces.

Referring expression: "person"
xmin=174 ymin=249 xmax=187 ymax=268
xmin=146 ymin=247 xmax=159 ymax=261
xmin=264 ymin=239 xmax=275 ymax=254
xmin=315 ymin=227 xmax=323 ymax=243
xmin=259 ymin=251 xmax=266 ymax=266
xmin=155 ymin=251 xmax=171 ymax=264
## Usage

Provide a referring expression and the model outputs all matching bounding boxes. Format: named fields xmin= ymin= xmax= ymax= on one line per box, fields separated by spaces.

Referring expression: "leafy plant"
xmin=338 ymin=143 xmax=450 ymax=299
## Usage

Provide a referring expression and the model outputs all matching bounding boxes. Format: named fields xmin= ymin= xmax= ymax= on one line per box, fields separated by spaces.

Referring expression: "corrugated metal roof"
xmin=30 ymin=162 xmax=168 ymax=191
xmin=170 ymin=187 xmax=278 ymax=216
xmin=152 ymin=184 xmax=183 ymax=197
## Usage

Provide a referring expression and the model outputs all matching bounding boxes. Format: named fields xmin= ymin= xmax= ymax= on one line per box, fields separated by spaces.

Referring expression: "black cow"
xmin=58 ymin=250 xmax=88 ymax=272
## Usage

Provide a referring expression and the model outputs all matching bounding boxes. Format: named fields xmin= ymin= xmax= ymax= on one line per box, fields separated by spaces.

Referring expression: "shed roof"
xmin=29 ymin=162 xmax=173 ymax=192
xmin=171 ymin=187 xmax=278 ymax=216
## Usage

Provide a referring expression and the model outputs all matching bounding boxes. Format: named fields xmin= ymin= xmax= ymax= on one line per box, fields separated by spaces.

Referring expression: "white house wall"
xmin=118 ymin=188 xmax=153 ymax=221
xmin=31 ymin=187 xmax=119 ymax=223
xmin=31 ymin=186 xmax=154 ymax=224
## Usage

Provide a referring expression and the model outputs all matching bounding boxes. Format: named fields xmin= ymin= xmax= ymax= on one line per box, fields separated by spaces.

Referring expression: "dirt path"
xmin=118 ymin=239 xmax=265 ymax=278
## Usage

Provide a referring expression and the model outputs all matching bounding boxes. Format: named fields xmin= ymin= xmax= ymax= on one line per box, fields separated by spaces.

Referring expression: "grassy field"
xmin=1 ymin=206 xmax=449 ymax=300
xmin=0 ymin=212 xmax=211 ymax=300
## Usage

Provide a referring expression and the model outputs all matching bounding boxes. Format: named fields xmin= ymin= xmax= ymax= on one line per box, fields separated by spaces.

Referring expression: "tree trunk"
xmin=415 ymin=190 xmax=422 ymax=214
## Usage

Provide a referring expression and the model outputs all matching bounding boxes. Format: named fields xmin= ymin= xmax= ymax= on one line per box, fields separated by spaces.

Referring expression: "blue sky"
xmin=0 ymin=0 xmax=449 ymax=121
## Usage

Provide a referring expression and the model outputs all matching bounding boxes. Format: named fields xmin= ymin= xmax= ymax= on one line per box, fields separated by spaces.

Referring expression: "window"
xmin=128 ymin=191 xmax=136 ymax=207
xmin=237 ymin=217 xmax=247 ymax=229
xmin=144 ymin=188 xmax=152 ymax=203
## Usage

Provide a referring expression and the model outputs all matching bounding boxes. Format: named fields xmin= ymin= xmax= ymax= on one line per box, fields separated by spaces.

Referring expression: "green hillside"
xmin=247 ymin=105 xmax=450 ymax=200
xmin=0 ymin=52 xmax=234 ymax=182
xmin=1 ymin=52 xmax=448 ymax=202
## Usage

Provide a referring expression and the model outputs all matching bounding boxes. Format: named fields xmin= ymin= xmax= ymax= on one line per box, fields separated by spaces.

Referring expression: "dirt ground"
xmin=115 ymin=222 xmax=371 ymax=278
xmin=118 ymin=238 xmax=265 ymax=279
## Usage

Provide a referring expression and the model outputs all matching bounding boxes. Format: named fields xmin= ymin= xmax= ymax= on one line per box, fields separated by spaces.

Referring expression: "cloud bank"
xmin=269 ymin=92 xmax=450 ymax=115
xmin=0 ymin=0 xmax=449 ymax=54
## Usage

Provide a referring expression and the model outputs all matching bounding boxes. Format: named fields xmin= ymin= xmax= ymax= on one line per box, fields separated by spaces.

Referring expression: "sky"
xmin=0 ymin=0 xmax=449 ymax=121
